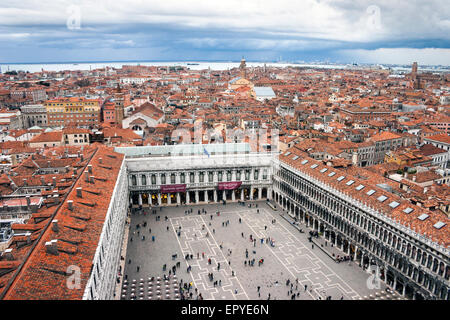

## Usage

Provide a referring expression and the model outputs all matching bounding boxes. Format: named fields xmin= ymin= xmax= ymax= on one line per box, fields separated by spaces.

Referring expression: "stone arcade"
xmin=115 ymin=143 xmax=449 ymax=300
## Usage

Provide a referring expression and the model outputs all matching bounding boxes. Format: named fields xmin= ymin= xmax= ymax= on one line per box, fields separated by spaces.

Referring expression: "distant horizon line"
xmin=0 ymin=59 xmax=347 ymax=65
xmin=1 ymin=59 xmax=446 ymax=67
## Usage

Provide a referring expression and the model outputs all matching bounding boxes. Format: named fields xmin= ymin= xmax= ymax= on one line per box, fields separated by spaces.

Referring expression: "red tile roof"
xmin=0 ymin=146 xmax=124 ymax=300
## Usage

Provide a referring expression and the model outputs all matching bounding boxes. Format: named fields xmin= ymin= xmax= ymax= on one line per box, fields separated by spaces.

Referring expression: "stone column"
xmin=393 ymin=276 xmax=397 ymax=291
xmin=186 ymin=191 xmax=190 ymax=204
xmin=177 ymin=192 xmax=181 ymax=205
xmin=138 ymin=194 xmax=142 ymax=206
xmin=258 ymin=187 xmax=262 ymax=200
xmin=195 ymin=191 xmax=199 ymax=203
xmin=148 ymin=193 xmax=152 ymax=206
xmin=205 ymin=190 xmax=208 ymax=202
xmin=213 ymin=171 xmax=218 ymax=183
xmin=158 ymin=193 xmax=162 ymax=205
xmin=402 ymin=283 xmax=406 ymax=296
xmin=232 ymin=190 xmax=235 ymax=201
xmin=168 ymin=193 xmax=172 ymax=205
xmin=214 ymin=190 xmax=218 ymax=202
xmin=222 ymin=190 xmax=226 ymax=201
xmin=232 ymin=170 xmax=236 ymax=181
xmin=250 ymin=187 xmax=254 ymax=200
xmin=195 ymin=171 xmax=199 ymax=184
xmin=157 ymin=174 xmax=161 ymax=185
xmin=354 ymin=246 xmax=358 ymax=261
xmin=240 ymin=189 xmax=244 ymax=201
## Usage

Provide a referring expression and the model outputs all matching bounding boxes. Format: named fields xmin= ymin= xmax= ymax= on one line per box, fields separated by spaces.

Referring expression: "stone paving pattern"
xmin=123 ymin=201 xmax=386 ymax=300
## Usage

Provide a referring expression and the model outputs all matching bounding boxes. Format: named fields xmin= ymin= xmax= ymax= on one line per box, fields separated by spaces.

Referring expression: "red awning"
xmin=160 ymin=184 xmax=186 ymax=193
xmin=218 ymin=181 xmax=242 ymax=190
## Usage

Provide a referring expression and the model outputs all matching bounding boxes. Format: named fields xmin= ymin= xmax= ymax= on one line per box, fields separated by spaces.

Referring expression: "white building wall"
xmin=83 ymin=159 xmax=129 ymax=300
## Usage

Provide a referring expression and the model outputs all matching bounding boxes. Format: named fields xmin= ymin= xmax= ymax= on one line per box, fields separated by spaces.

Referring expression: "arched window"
xmin=141 ymin=175 xmax=146 ymax=185
xmin=131 ymin=175 xmax=137 ymax=186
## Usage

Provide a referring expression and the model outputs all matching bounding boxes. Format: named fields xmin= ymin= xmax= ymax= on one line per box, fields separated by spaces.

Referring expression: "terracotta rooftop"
xmin=0 ymin=146 xmax=125 ymax=300
xmin=279 ymin=145 xmax=449 ymax=248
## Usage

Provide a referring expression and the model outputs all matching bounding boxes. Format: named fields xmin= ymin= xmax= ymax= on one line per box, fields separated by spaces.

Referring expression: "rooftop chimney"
xmin=3 ymin=249 xmax=14 ymax=261
xmin=26 ymin=232 xmax=31 ymax=245
xmin=73 ymin=168 xmax=77 ymax=175
xmin=85 ymin=170 xmax=89 ymax=182
xmin=87 ymin=164 xmax=93 ymax=174
xmin=99 ymin=157 xmax=103 ymax=164
xmin=90 ymin=176 xmax=95 ymax=184
xmin=76 ymin=187 xmax=82 ymax=198
xmin=40 ymin=176 xmax=45 ymax=185
xmin=26 ymin=196 xmax=31 ymax=209
xmin=52 ymin=176 xmax=56 ymax=187
xmin=52 ymin=219 xmax=59 ymax=233
xmin=68 ymin=200 xmax=74 ymax=211
xmin=45 ymin=240 xmax=59 ymax=255
xmin=23 ymin=178 xmax=27 ymax=186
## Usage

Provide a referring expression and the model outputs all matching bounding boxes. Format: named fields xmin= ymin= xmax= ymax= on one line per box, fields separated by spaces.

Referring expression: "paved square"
xmin=121 ymin=201 xmax=386 ymax=300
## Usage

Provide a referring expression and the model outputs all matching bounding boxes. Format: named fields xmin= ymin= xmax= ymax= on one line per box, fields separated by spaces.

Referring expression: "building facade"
xmin=116 ymin=144 xmax=273 ymax=207
xmin=20 ymin=104 xmax=48 ymax=128
xmin=44 ymin=97 xmax=101 ymax=128
xmin=273 ymin=150 xmax=449 ymax=300
xmin=83 ymin=157 xmax=129 ymax=300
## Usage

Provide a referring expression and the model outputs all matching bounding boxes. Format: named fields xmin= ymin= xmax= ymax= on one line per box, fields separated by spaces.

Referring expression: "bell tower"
xmin=239 ymin=57 xmax=247 ymax=79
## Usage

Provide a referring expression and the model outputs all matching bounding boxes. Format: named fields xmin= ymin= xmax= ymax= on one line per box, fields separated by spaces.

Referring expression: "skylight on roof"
xmin=284 ymin=151 xmax=291 ymax=156
xmin=377 ymin=195 xmax=388 ymax=202
xmin=301 ymin=160 xmax=308 ymax=165
xmin=310 ymin=164 xmax=318 ymax=169
xmin=337 ymin=176 xmax=345 ymax=181
xmin=328 ymin=172 xmax=336 ymax=177
xmin=292 ymin=155 xmax=299 ymax=160
xmin=320 ymin=168 xmax=328 ymax=173
xmin=403 ymin=207 xmax=413 ymax=214
xmin=417 ymin=213 xmax=429 ymax=221
xmin=356 ymin=184 xmax=365 ymax=191
xmin=389 ymin=201 xmax=400 ymax=208
xmin=433 ymin=221 xmax=446 ymax=229
xmin=346 ymin=180 xmax=355 ymax=186
xmin=367 ymin=189 xmax=376 ymax=196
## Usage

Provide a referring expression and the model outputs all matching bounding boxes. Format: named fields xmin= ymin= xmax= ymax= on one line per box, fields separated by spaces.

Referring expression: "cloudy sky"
xmin=0 ymin=0 xmax=449 ymax=65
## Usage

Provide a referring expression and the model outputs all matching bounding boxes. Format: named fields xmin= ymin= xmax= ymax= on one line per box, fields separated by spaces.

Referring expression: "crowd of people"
xmin=122 ymin=202 xmax=354 ymax=300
